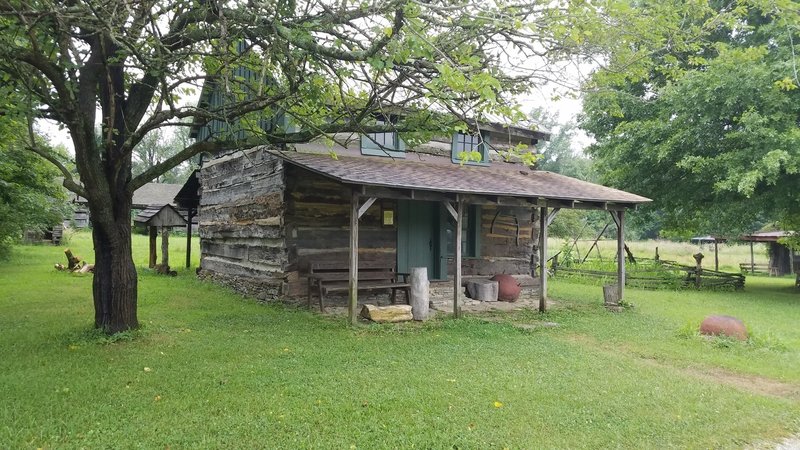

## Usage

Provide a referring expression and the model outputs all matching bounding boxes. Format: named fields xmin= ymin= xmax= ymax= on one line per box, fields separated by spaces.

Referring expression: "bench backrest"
xmin=309 ymin=262 xmax=398 ymax=282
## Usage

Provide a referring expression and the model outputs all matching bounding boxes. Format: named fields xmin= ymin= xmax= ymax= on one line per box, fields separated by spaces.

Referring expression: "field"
xmin=1 ymin=231 xmax=799 ymax=448
xmin=549 ymin=237 xmax=770 ymax=272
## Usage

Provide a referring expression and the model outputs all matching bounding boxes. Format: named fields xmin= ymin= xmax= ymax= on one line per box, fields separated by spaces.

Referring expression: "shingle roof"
xmin=131 ymin=183 xmax=184 ymax=209
xmin=268 ymin=150 xmax=650 ymax=206
xmin=133 ymin=204 xmax=187 ymax=227
xmin=70 ymin=182 xmax=184 ymax=209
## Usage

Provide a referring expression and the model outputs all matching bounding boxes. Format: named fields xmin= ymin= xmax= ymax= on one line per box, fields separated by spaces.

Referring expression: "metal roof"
xmin=740 ymin=231 xmax=793 ymax=242
xmin=268 ymin=150 xmax=650 ymax=207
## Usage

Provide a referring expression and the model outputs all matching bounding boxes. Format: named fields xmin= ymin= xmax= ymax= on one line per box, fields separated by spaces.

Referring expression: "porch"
xmin=271 ymin=149 xmax=650 ymax=324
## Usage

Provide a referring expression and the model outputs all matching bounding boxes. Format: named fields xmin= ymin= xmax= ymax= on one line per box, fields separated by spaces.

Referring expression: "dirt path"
xmin=557 ymin=332 xmax=800 ymax=401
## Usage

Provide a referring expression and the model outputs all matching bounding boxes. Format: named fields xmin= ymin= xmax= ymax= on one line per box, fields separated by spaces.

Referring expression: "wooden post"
xmin=693 ymin=253 xmax=704 ymax=288
xmin=348 ymin=191 xmax=360 ymax=325
xmin=454 ymin=200 xmax=463 ymax=318
xmin=148 ymin=226 xmax=157 ymax=268
xmin=616 ymin=210 xmax=625 ymax=303
xmin=161 ymin=226 xmax=170 ymax=268
xmin=409 ymin=267 xmax=430 ymax=320
xmin=185 ymin=208 xmax=194 ymax=268
xmin=750 ymin=241 xmax=755 ymax=274
xmin=539 ymin=206 xmax=547 ymax=312
xmin=714 ymin=240 xmax=719 ymax=271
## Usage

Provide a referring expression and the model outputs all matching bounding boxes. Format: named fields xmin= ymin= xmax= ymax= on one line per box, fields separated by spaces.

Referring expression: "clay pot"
xmin=490 ymin=274 xmax=521 ymax=302
xmin=699 ymin=315 xmax=748 ymax=341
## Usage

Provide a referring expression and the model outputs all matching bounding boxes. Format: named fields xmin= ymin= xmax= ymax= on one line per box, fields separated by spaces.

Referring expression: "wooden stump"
xmin=64 ymin=248 xmax=81 ymax=271
xmin=409 ymin=267 xmax=430 ymax=321
xmin=603 ymin=284 xmax=619 ymax=306
xmin=465 ymin=279 xmax=499 ymax=302
xmin=360 ymin=304 xmax=413 ymax=323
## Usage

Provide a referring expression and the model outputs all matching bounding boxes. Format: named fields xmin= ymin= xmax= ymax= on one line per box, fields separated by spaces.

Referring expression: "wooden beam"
xmin=539 ymin=206 xmax=548 ymax=312
xmin=444 ymin=201 xmax=457 ymax=220
xmin=358 ymin=197 xmax=377 ymax=219
xmin=546 ymin=208 xmax=561 ymax=227
xmin=616 ymin=210 xmax=625 ymax=303
xmin=349 ymin=190 xmax=360 ymax=325
xmin=454 ymin=200 xmax=464 ymax=318
xmin=546 ymin=199 xmax=575 ymax=209
xmin=750 ymin=241 xmax=755 ymax=274
xmin=185 ymin=208 xmax=194 ymax=268
xmin=714 ymin=240 xmax=719 ymax=272
xmin=361 ymin=185 xmax=411 ymax=200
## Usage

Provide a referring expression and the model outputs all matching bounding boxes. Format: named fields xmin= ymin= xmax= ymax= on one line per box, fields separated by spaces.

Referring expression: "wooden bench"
xmin=307 ymin=263 xmax=411 ymax=312
xmin=739 ymin=263 xmax=771 ymax=275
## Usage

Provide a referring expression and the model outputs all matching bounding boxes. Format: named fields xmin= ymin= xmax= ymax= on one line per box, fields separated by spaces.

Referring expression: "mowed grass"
xmin=1 ymin=231 xmax=799 ymax=448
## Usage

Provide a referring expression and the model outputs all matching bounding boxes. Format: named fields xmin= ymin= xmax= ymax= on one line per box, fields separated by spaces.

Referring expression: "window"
xmin=361 ymin=117 xmax=406 ymax=157
xmin=445 ymin=205 xmax=481 ymax=258
xmin=451 ymin=131 xmax=490 ymax=165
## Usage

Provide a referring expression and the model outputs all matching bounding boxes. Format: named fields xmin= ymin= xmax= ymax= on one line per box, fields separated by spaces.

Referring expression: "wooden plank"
xmin=349 ymin=190 xmax=359 ymax=325
xmin=444 ymin=201 xmax=457 ymax=220
xmin=358 ymin=197 xmax=377 ymax=219
xmin=546 ymin=208 xmax=560 ymax=227
xmin=454 ymin=200 xmax=463 ymax=318
xmin=539 ymin=206 xmax=547 ymax=312
xmin=360 ymin=185 xmax=412 ymax=200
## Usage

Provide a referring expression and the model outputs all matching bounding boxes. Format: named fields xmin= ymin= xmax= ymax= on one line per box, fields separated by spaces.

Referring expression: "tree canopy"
xmin=582 ymin=0 xmax=800 ymax=237
xmin=0 ymin=0 xmax=731 ymax=332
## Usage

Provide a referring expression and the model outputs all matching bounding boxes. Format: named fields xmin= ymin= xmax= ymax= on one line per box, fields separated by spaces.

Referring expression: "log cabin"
xmin=189 ymin=107 xmax=650 ymax=322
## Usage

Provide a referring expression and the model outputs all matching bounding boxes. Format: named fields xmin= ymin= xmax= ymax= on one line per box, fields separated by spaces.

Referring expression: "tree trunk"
xmin=92 ymin=217 xmax=139 ymax=333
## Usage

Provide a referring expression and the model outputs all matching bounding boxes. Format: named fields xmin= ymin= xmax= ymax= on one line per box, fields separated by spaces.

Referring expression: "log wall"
xmin=449 ymin=205 xmax=538 ymax=278
xmin=283 ymin=165 xmax=397 ymax=296
xmin=198 ymin=148 xmax=288 ymax=300
xmin=197 ymin=149 xmax=541 ymax=302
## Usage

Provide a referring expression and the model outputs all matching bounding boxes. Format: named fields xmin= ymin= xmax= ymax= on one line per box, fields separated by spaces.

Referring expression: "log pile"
xmin=55 ymin=248 xmax=94 ymax=274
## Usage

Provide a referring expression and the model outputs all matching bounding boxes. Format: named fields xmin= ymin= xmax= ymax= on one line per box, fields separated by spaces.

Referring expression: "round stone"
xmin=490 ymin=274 xmax=521 ymax=302
xmin=699 ymin=315 xmax=748 ymax=341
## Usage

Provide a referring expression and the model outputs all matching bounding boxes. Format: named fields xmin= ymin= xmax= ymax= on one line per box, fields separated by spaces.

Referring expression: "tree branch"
xmin=24 ymin=114 xmax=85 ymax=198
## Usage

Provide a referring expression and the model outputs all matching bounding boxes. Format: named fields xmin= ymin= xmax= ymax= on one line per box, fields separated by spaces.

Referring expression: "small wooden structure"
xmin=174 ymin=170 xmax=201 ymax=268
xmin=134 ymin=204 xmax=187 ymax=271
xmin=740 ymin=231 xmax=798 ymax=276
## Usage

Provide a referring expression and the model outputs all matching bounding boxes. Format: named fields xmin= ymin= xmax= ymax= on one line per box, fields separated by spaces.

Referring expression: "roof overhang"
xmin=268 ymin=149 xmax=650 ymax=211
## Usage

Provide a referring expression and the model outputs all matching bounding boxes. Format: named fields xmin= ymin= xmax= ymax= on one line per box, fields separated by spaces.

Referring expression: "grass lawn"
xmin=1 ymin=231 xmax=799 ymax=448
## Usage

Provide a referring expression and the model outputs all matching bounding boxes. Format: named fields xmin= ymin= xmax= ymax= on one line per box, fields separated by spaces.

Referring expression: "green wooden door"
xmin=397 ymin=200 xmax=440 ymax=279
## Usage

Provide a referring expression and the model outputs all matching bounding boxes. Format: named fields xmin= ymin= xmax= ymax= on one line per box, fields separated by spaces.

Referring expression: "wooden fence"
xmin=553 ymin=257 xmax=745 ymax=290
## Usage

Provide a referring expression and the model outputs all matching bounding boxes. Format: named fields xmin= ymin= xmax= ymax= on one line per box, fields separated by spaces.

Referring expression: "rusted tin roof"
xmin=740 ymin=231 xmax=793 ymax=242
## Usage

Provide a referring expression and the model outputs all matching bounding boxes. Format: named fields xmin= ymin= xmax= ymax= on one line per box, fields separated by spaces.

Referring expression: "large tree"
xmin=0 ymin=0 xmax=717 ymax=332
xmin=582 ymin=1 xmax=800 ymax=236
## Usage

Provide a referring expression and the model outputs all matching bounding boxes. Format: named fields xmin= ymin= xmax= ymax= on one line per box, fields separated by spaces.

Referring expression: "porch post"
xmin=714 ymin=240 xmax=719 ymax=271
xmin=454 ymin=200 xmax=463 ymax=318
xmin=349 ymin=190 xmax=360 ymax=325
xmin=185 ymin=208 xmax=194 ymax=268
xmin=616 ymin=210 xmax=625 ymax=302
xmin=539 ymin=206 xmax=547 ymax=312
xmin=148 ymin=226 xmax=157 ymax=268
xmin=750 ymin=241 xmax=755 ymax=273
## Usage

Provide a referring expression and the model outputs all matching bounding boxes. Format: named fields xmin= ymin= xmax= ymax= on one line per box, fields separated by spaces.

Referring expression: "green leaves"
xmin=583 ymin=1 xmax=800 ymax=235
